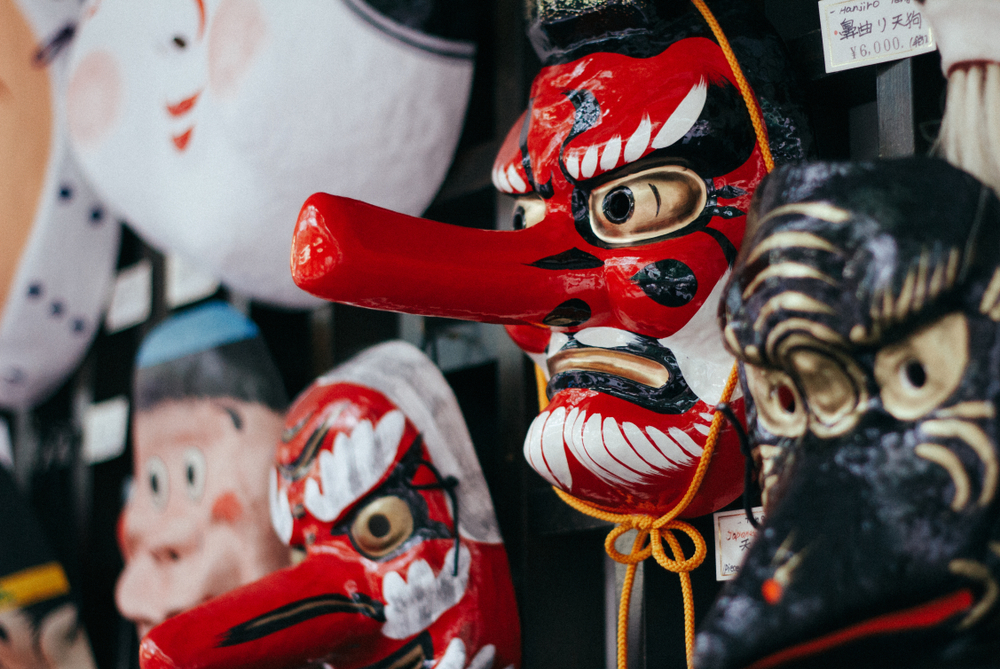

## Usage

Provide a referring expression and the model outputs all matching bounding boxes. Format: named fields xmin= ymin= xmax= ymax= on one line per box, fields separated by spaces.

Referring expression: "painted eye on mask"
xmin=350 ymin=495 xmax=415 ymax=559
xmin=874 ymin=312 xmax=968 ymax=421
xmin=183 ymin=447 xmax=207 ymax=501
xmin=589 ymin=164 xmax=707 ymax=245
xmin=511 ymin=194 xmax=546 ymax=230
xmin=147 ymin=456 xmax=169 ymax=509
xmin=744 ymin=365 xmax=807 ymax=439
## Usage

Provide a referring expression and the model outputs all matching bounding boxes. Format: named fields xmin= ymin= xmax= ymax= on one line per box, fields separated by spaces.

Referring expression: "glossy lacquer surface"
xmin=291 ymin=2 xmax=810 ymax=517
xmin=140 ymin=342 xmax=519 ymax=669
xmin=697 ymin=159 xmax=1000 ymax=669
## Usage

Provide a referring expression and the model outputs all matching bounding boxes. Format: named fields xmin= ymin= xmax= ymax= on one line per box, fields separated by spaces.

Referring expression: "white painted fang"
xmin=303 ymin=411 xmax=404 ymax=523
xmin=496 ymin=164 xmax=513 ymax=193
xmin=583 ymin=413 xmax=639 ymax=484
xmin=623 ymin=422 xmax=679 ymax=472
xmin=507 ymin=165 xmax=527 ymax=192
xmin=601 ymin=136 xmax=622 ymax=172
xmin=699 ymin=413 xmax=715 ymax=422
xmin=581 ymin=144 xmax=599 ymax=179
xmin=566 ymin=409 xmax=608 ymax=484
xmin=268 ymin=468 xmax=293 ymax=545
xmin=566 ymin=153 xmax=581 ymax=180
xmin=623 ymin=115 xmax=652 ymax=164
xmin=652 ymin=79 xmax=707 ymax=150
xmin=647 ymin=426 xmax=692 ymax=467
xmin=693 ymin=423 xmax=711 ymax=436
xmin=602 ymin=417 xmax=653 ymax=477
xmin=669 ymin=427 xmax=704 ymax=456
xmin=541 ymin=406 xmax=573 ymax=489
xmin=523 ymin=412 xmax=550 ymax=484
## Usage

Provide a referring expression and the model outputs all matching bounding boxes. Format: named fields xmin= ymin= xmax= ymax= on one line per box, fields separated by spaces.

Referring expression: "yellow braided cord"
xmin=690 ymin=0 xmax=775 ymax=173
xmin=552 ymin=361 xmax=740 ymax=669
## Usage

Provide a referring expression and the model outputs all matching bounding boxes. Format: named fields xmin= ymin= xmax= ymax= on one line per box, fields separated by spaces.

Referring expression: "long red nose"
xmin=290 ymin=193 xmax=610 ymax=327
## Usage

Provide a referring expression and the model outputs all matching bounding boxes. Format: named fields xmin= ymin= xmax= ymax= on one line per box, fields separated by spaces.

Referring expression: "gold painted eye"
xmin=744 ymin=365 xmax=807 ymax=438
xmin=588 ymin=164 xmax=707 ymax=244
xmin=512 ymin=195 xmax=546 ymax=230
xmin=875 ymin=312 xmax=968 ymax=421
xmin=350 ymin=496 xmax=414 ymax=559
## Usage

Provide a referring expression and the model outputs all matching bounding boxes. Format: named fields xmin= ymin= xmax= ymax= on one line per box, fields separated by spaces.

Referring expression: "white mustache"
xmin=524 ymin=406 xmax=714 ymax=491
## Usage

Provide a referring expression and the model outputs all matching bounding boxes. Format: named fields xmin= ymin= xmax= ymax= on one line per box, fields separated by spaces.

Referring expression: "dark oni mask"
xmin=698 ymin=158 xmax=1000 ymax=669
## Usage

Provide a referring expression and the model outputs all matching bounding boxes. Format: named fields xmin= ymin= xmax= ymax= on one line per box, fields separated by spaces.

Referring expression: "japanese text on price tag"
xmin=714 ymin=507 xmax=764 ymax=581
xmin=818 ymin=0 xmax=936 ymax=73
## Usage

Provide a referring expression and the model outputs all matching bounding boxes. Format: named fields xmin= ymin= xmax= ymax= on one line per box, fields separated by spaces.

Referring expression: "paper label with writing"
xmin=714 ymin=506 xmax=764 ymax=581
xmin=818 ymin=0 xmax=936 ymax=74
xmin=107 ymin=260 xmax=152 ymax=333
xmin=83 ymin=396 xmax=129 ymax=464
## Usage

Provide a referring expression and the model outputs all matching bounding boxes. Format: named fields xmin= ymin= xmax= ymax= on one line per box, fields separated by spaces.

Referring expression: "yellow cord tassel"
xmin=536 ymin=2 xmax=777 ymax=666
xmin=554 ymin=363 xmax=738 ymax=669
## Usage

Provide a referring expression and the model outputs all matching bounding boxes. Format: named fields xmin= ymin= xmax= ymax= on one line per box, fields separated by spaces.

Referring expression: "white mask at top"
xmin=64 ymin=0 xmax=475 ymax=308
xmin=0 ymin=0 xmax=120 ymax=410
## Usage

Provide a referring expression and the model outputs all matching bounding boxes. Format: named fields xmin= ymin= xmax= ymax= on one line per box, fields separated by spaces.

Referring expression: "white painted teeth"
xmin=303 ymin=409 xmax=404 ymax=523
xmin=523 ymin=406 xmax=712 ymax=491
xmin=268 ymin=468 xmax=293 ymax=545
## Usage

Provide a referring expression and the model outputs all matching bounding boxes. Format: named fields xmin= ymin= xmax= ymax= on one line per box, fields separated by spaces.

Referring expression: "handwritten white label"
xmin=83 ymin=396 xmax=129 ymax=464
xmin=0 ymin=417 xmax=12 ymax=471
xmin=166 ymin=254 xmax=220 ymax=309
xmin=106 ymin=260 xmax=152 ymax=333
xmin=819 ymin=0 xmax=936 ymax=73
xmin=714 ymin=506 xmax=764 ymax=581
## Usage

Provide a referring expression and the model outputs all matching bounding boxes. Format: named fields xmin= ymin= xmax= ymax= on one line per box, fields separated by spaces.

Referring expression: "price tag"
xmin=106 ymin=260 xmax=152 ymax=333
xmin=714 ymin=507 xmax=764 ymax=581
xmin=818 ymin=0 xmax=936 ymax=74
xmin=83 ymin=396 xmax=129 ymax=464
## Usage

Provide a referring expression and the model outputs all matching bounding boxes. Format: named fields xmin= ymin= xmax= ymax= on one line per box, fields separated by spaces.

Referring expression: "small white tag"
xmin=714 ymin=506 xmax=764 ymax=581
xmin=83 ymin=396 xmax=130 ymax=464
xmin=106 ymin=260 xmax=152 ymax=333
xmin=0 ymin=418 xmax=12 ymax=471
xmin=166 ymin=254 xmax=220 ymax=308
xmin=818 ymin=0 xmax=936 ymax=74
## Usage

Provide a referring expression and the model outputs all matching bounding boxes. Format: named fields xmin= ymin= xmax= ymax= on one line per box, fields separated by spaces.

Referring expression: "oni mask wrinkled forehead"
xmin=494 ymin=37 xmax=754 ymax=201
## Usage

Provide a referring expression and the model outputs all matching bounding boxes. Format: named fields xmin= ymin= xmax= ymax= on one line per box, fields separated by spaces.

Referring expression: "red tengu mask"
xmin=139 ymin=342 xmax=520 ymax=669
xmin=289 ymin=3 xmax=809 ymax=517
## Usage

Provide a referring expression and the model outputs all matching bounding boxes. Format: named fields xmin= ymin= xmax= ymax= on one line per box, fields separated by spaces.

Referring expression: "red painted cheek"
xmin=211 ymin=491 xmax=244 ymax=523
xmin=67 ymin=49 xmax=122 ymax=146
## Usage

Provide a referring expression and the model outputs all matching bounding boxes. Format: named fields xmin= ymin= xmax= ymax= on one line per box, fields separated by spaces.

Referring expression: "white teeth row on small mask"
xmin=269 ymin=467 xmax=293 ymax=545
xmin=268 ymin=410 xmax=406 ymax=543
xmin=382 ymin=545 xmax=471 ymax=640
xmin=524 ymin=406 xmax=710 ymax=491
xmin=303 ymin=410 xmax=405 ymax=523
xmin=436 ymin=638 xmax=504 ymax=669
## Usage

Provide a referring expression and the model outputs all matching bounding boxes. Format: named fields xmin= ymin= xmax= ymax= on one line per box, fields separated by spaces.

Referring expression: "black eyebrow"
xmin=34 ymin=23 xmax=76 ymax=67
xmin=222 ymin=406 xmax=243 ymax=431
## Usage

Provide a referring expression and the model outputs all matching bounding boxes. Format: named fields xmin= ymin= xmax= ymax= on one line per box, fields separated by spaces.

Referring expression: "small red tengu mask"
xmin=139 ymin=342 xmax=520 ymax=669
xmin=289 ymin=3 xmax=809 ymax=518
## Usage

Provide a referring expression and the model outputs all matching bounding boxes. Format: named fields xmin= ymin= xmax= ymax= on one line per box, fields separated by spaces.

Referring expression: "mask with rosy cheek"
xmin=115 ymin=303 xmax=292 ymax=637
xmin=63 ymin=0 xmax=475 ymax=308
xmin=287 ymin=0 xmax=810 ymax=517
xmin=139 ymin=342 xmax=520 ymax=669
